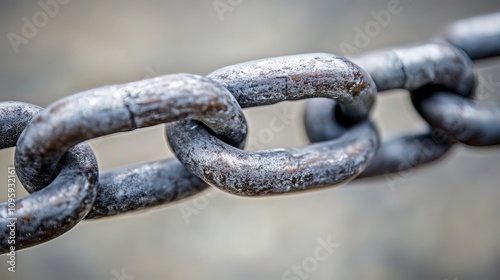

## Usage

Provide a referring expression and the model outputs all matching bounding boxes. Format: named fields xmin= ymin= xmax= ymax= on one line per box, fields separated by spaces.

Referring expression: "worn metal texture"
xmin=358 ymin=133 xmax=452 ymax=178
xmin=167 ymin=120 xmax=378 ymax=196
xmin=412 ymin=16 xmax=500 ymax=146
xmin=305 ymin=42 xmax=475 ymax=178
xmin=0 ymin=102 xmax=98 ymax=254
xmin=304 ymin=98 xmax=452 ymax=178
xmin=85 ymin=159 xmax=209 ymax=219
xmin=208 ymin=53 xmax=376 ymax=123
xmin=167 ymin=53 xmax=379 ymax=196
xmin=14 ymin=73 xmax=247 ymax=193
xmin=350 ymin=42 xmax=475 ymax=96
xmin=0 ymin=102 xmax=42 ymax=148
xmin=439 ymin=12 xmax=500 ymax=60
xmin=411 ymin=86 xmax=500 ymax=146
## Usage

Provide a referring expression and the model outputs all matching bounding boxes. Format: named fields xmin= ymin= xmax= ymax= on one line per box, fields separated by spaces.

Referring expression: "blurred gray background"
xmin=1 ymin=1 xmax=500 ymax=279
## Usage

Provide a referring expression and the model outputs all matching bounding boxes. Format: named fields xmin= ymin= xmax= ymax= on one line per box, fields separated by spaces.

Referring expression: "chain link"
xmin=1 ymin=13 xmax=499 ymax=253
xmin=308 ymin=41 xmax=475 ymax=177
xmin=16 ymin=74 xmax=247 ymax=219
xmin=1 ymin=102 xmax=98 ymax=254
xmin=167 ymin=53 xmax=379 ymax=196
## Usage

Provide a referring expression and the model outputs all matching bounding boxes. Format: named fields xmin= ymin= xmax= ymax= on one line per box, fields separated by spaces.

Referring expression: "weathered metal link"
xmin=85 ymin=159 xmax=208 ymax=219
xmin=358 ymin=132 xmax=452 ymax=178
xmin=411 ymin=13 xmax=500 ymax=146
xmin=208 ymin=53 xmax=376 ymax=123
xmin=350 ymin=42 xmax=475 ymax=96
xmin=411 ymin=86 xmax=500 ymax=146
xmin=1 ymin=102 xmax=98 ymax=254
xmin=167 ymin=53 xmax=380 ymax=196
xmin=305 ymin=43 xmax=475 ymax=177
xmin=168 ymin=120 xmax=378 ymax=196
xmin=14 ymin=74 xmax=247 ymax=218
xmin=439 ymin=12 xmax=500 ymax=60
xmin=304 ymin=99 xmax=452 ymax=178
xmin=0 ymin=102 xmax=41 ymax=148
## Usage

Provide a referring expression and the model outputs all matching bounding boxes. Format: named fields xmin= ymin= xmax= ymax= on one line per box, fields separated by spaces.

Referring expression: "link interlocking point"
xmin=1 ymin=13 xmax=499 ymax=253
xmin=167 ymin=53 xmax=379 ymax=196
xmin=0 ymin=102 xmax=98 ymax=254
xmin=410 ymin=13 xmax=500 ymax=146
xmin=15 ymin=74 xmax=247 ymax=219
xmin=306 ymin=42 xmax=475 ymax=177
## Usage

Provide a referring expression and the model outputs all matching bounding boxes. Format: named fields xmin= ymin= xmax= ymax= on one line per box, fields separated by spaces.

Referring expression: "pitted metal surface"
xmin=15 ymin=74 xmax=247 ymax=192
xmin=350 ymin=43 xmax=475 ymax=96
xmin=305 ymin=42 xmax=476 ymax=178
xmin=304 ymin=98 xmax=452 ymax=178
xmin=0 ymin=102 xmax=98 ymax=254
xmin=167 ymin=53 xmax=379 ymax=195
xmin=208 ymin=53 xmax=376 ymax=123
xmin=85 ymin=159 xmax=209 ymax=219
xmin=167 ymin=120 xmax=378 ymax=196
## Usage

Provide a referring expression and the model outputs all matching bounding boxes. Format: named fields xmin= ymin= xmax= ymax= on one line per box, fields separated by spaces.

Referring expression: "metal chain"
xmin=1 ymin=102 xmax=98 ymax=253
xmin=1 ymin=13 xmax=499 ymax=254
xmin=15 ymin=74 xmax=247 ymax=219
xmin=308 ymin=42 xmax=475 ymax=177
xmin=167 ymin=53 xmax=379 ymax=196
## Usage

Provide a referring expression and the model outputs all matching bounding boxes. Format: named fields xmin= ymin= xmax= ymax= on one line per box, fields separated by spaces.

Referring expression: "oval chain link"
xmin=410 ymin=13 xmax=500 ymax=146
xmin=167 ymin=53 xmax=379 ymax=196
xmin=0 ymin=102 xmax=98 ymax=253
xmin=14 ymin=74 xmax=247 ymax=218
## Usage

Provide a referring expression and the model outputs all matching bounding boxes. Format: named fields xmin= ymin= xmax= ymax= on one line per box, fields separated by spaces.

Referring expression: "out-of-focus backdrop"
xmin=1 ymin=1 xmax=500 ymax=279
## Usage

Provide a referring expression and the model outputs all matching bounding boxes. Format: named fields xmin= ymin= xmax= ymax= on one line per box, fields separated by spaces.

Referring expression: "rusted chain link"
xmin=1 ymin=13 xmax=499 ymax=253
